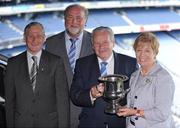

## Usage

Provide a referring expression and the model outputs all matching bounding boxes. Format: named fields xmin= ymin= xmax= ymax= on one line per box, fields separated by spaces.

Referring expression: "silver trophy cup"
xmin=98 ymin=74 xmax=129 ymax=114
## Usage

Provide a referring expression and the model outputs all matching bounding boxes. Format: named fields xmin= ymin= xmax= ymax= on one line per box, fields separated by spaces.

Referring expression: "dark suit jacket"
xmin=45 ymin=30 xmax=94 ymax=128
xmin=4 ymin=50 xmax=70 ymax=128
xmin=70 ymin=52 xmax=137 ymax=128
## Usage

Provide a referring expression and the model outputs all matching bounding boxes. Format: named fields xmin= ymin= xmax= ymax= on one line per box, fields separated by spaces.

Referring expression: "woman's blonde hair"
xmin=133 ymin=32 xmax=159 ymax=55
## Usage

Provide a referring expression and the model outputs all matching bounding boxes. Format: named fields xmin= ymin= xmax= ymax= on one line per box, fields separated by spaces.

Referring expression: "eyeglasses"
xmin=93 ymin=42 xmax=110 ymax=48
xmin=65 ymin=15 xmax=85 ymax=22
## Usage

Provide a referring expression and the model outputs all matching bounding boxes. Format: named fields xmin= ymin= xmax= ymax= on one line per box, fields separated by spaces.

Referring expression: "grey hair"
xmin=91 ymin=26 xmax=115 ymax=43
xmin=64 ymin=4 xmax=89 ymax=20
xmin=24 ymin=21 xmax=45 ymax=36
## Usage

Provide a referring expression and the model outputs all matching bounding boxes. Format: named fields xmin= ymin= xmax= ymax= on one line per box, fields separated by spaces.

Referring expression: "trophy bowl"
xmin=98 ymin=74 xmax=129 ymax=114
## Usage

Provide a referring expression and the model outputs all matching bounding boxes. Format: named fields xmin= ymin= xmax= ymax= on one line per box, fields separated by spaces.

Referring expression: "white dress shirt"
xmin=27 ymin=50 xmax=42 ymax=75
xmin=90 ymin=53 xmax=115 ymax=103
xmin=97 ymin=53 xmax=114 ymax=75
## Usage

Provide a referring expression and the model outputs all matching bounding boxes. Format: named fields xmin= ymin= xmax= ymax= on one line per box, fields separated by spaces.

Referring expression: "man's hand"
xmin=90 ymin=83 xmax=104 ymax=99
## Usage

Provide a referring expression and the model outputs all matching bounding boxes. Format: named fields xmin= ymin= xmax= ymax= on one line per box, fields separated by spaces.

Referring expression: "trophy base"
xmin=105 ymin=104 xmax=119 ymax=114
xmin=105 ymin=108 xmax=116 ymax=114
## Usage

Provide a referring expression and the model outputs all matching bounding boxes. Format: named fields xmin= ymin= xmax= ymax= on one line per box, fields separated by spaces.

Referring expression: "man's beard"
xmin=67 ymin=27 xmax=82 ymax=36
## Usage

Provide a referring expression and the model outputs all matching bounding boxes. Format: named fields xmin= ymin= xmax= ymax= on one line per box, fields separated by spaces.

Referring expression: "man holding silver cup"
xmin=70 ymin=26 xmax=137 ymax=128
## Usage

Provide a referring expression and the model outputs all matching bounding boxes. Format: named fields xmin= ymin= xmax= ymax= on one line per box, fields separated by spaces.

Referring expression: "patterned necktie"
xmin=30 ymin=56 xmax=38 ymax=91
xmin=68 ymin=38 xmax=77 ymax=72
xmin=100 ymin=62 xmax=108 ymax=76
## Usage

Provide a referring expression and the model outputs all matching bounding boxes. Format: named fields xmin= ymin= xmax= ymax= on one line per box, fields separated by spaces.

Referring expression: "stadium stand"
xmin=88 ymin=9 xmax=129 ymax=27
xmin=124 ymin=7 xmax=180 ymax=24
xmin=33 ymin=13 xmax=65 ymax=35
xmin=168 ymin=30 xmax=180 ymax=42
xmin=0 ymin=22 xmax=21 ymax=43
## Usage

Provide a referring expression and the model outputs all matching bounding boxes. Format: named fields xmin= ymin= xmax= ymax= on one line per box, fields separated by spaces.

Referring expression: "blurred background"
xmin=0 ymin=0 xmax=180 ymax=127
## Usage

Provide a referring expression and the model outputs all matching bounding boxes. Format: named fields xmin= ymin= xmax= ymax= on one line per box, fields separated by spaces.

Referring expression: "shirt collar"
xmin=27 ymin=50 xmax=42 ymax=65
xmin=98 ymin=52 xmax=113 ymax=64
xmin=65 ymin=31 xmax=83 ymax=41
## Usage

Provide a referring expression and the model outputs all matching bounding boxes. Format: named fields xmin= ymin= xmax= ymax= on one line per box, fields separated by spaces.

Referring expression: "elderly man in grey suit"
xmin=4 ymin=22 xmax=70 ymax=128
xmin=45 ymin=4 xmax=93 ymax=128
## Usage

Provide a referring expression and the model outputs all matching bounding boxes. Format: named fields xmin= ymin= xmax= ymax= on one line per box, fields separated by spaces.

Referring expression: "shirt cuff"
xmin=90 ymin=91 xmax=96 ymax=105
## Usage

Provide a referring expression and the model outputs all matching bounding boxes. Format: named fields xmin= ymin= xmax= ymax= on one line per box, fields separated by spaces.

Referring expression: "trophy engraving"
xmin=98 ymin=74 xmax=129 ymax=114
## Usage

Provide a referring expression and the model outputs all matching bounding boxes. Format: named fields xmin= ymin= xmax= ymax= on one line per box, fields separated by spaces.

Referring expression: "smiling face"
xmin=24 ymin=24 xmax=46 ymax=55
xmin=133 ymin=32 xmax=159 ymax=70
xmin=135 ymin=41 xmax=156 ymax=69
xmin=92 ymin=30 xmax=114 ymax=61
xmin=64 ymin=5 xmax=87 ymax=38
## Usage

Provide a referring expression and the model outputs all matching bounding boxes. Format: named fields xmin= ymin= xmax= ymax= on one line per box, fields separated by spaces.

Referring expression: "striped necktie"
xmin=68 ymin=38 xmax=77 ymax=72
xmin=100 ymin=62 xmax=108 ymax=76
xmin=30 ymin=56 xmax=38 ymax=91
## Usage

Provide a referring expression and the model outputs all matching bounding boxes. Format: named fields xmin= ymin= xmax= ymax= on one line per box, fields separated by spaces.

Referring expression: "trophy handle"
xmin=124 ymin=88 xmax=130 ymax=94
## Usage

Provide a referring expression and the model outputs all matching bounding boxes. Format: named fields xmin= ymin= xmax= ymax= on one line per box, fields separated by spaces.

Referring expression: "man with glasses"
xmin=45 ymin=4 xmax=93 ymax=128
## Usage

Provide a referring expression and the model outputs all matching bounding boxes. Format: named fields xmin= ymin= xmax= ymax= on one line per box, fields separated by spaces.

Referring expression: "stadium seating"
xmin=124 ymin=7 xmax=180 ymax=24
xmin=0 ymin=7 xmax=180 ymax=46
xmin=87 ymin=10 xmax=129 ymax=28
xmin=0 ymin=22 xmax=21 ymax=43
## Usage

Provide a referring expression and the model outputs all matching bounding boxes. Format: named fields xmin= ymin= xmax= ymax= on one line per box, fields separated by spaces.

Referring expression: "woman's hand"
xmin=116 ymin=107 xmax=137 ymax=117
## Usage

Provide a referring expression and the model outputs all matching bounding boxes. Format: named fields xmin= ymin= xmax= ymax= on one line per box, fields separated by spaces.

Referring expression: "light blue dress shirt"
xmin=65 ymin=31 xmax=83 ymax=67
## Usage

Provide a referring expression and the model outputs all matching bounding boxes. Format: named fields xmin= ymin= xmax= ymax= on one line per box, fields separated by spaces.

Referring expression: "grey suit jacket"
xmin=45 ymin=30 xmax=93 ymax=88
xmin=45 ymin=30 xmax=94 ymax=128
xmin=127 ymin=62 xmax=175 ymax=128
xmin=5 ymin=50 xmax=70 ymax=128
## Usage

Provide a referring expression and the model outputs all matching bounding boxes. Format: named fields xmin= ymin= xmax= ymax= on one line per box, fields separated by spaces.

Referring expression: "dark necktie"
xmin=68 ymin=38 xmax=77 ymax=72
xmin=100 ymin=62 xmax=108 ymax=76
xmin=30 ymin=56 xmax=38 ymax=91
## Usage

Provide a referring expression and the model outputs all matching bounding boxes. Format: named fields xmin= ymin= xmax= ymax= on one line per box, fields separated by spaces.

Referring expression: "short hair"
xmin=133 ymin=32 xmax=159 ymax=55
xmin=91 ymin=26 xmax=115 ymax=43
xmin=24 ymin=21 xmax=45 ymax=37
xmin=64 ymin=4 xmax=89 ymax=19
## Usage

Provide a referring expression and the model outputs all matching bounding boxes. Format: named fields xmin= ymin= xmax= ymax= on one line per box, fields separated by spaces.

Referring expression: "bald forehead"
xmin=65 ymin=5 xmax=87 ymax=19
xmin=69 ymin=7 xmax=84 ymax=15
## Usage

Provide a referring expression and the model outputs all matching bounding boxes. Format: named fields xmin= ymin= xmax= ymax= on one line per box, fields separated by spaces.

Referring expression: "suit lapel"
xmin=114 ymin=52 xmax=121 ymax=74
xmin=130 ymin=70 xmax=140 ymax=91
xmin=54 ymin=32 xmax=73 ymax=87
xmin=79 ymin=31 xmax=92 ymax=58
xmin=19 ymin=52 xmax=32 ymax=90
xmin=60 ymin=32 xmax=73 ymax=76
xmin=80 ymin=31 xmax=87 ymax=57
xmin=90 ymin=54 xmax=101 ymax=84
xmin=58 ymin=32 xmax=69 ymax=59
xmin=93 ymin=55 xmax=101 ymax=78
xmin=35 ymin=50 xmax=48 ymax=92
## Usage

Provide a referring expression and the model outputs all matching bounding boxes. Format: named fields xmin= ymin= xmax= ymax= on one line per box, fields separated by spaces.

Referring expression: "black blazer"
xmin=4 ymin=50 xmax=70 ymax=128
xmin=70 ymin=52 xmax=137 ymax=128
